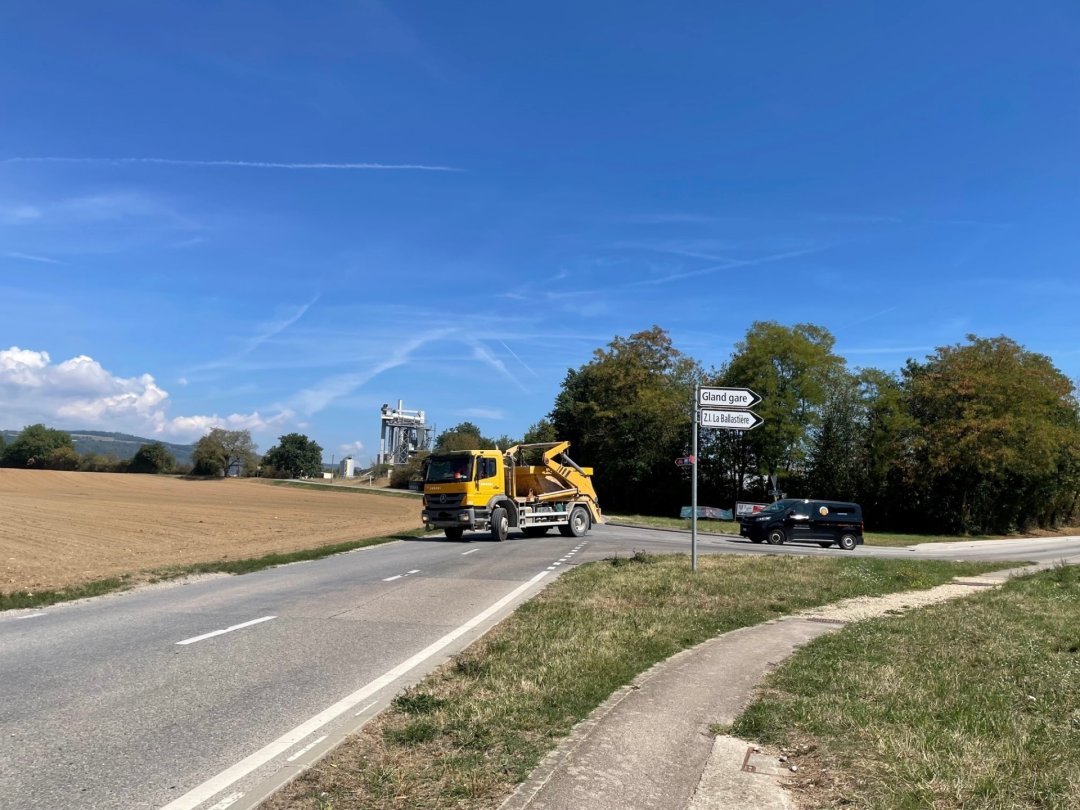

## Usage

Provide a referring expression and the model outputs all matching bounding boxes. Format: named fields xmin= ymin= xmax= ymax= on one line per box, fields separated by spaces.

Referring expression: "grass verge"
xmin=606 ymin=513 xmax=1002 ymax=546
xmin=0 ymin=531 xmax=424 ymax=612
xmin=731 ymin=564 xmax=1080 ymax=809
xmin=261 ymin=479 xmax=422 ymax=499
xmin=265 ymin=553 xmax=1009 ymax=810
xmin=605 ymin=513 xmax=741 ymax=534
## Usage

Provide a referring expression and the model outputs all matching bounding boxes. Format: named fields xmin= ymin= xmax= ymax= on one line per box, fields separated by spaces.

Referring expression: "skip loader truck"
xmin=421 ymin=441 xmax=603 ymax=541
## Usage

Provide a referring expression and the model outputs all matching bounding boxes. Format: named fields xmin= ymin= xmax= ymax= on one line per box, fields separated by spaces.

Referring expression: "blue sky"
xmin=2 ymin=1 xmax=1079 ymax=463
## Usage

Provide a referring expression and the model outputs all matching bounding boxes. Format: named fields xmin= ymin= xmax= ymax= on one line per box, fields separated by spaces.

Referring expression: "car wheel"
xmin=490 ymin=507 xmax=509 ymax=542
xmin=766 ymin=528 xmax=785 ymax=545
xmin=838 ymin=533 xmax=857 ymax=551
xmin=522 ymin=526 xmax=550 ymax=537
xmin=444 ymin=527 xmax=464 ymax=541
xmin=818 ymin=542 xmax=833 ymax=548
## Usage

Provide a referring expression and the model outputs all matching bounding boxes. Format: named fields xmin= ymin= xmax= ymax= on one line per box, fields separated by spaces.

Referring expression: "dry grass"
xmin=0 ymin=469 xmax=421 ymax=594
xmin=733 ymin=564 xmax=1080 ymax=809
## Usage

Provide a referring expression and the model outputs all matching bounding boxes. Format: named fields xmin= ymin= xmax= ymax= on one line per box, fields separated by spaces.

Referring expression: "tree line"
xmin=0 ymin=426 xmax=327 ymax=480
xmin=544 ymin=324 xmax=1080 ymax=534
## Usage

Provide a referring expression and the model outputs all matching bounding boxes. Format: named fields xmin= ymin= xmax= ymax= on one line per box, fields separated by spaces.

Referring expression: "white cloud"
xmin=4 ymin=251 xmax=62 ymax=264
xmin=338 ymin=440 xmax=365 ymax=455
xmin=455 ymin=408 xmax=505 ymax=420
xmin=0 ymin=346 xmax=292 ymax=442
xmin=0 ymin=205 xmax=41 ymax=223
xmin=2 ymin=156 xmax=460 ymax=172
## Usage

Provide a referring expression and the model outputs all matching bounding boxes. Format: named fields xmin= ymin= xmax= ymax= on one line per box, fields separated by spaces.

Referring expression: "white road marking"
xmin=176 ymin=616 xmax=276 ymax=646
xmin=407 ymin=569 xmax=420 ymax=574
xmin=383 ymin=575 xmax=402 ymax=582
xmin=547 ymin=566 xmax=557 ymax=570
xmin=207 ymin=792 xmax=244 ymax=810
xmin=285 ymin=735 xmax=328 ymax=762
xmin=461 ymin=549 xmax=479 ymax=555
xmin=13 ymin=613 xmax=45 ymax=621
xmin=354 ymin=700 xmax=377 ymax=717
xmin=158 ymin=569 xmax=551 ymax=810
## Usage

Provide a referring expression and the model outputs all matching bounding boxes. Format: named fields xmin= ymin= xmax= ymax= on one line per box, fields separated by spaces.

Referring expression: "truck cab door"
xmin=477 ymin=457 xmax=501 ymax=496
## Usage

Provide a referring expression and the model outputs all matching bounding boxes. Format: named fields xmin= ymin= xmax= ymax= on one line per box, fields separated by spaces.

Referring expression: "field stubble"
xmin=0 ymin=469 xmax=421 ymax=593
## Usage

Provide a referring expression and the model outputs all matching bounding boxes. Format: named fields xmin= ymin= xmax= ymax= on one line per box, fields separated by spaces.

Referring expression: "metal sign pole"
xmin=692 ymin=385 xmax=698 ymax=572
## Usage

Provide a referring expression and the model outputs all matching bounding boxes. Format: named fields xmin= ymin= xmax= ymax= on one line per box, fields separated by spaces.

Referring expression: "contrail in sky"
xmin=2 ymin=157 xmax=462 ymax=172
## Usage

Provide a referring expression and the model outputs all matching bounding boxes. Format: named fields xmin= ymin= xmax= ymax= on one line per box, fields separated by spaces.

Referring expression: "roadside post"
xmin=691 ymin=386 xmax=763 ymax=572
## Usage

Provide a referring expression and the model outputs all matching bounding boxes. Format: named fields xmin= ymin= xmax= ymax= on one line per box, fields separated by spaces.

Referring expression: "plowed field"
xmin=0 ymin=470 xmax=420 ymax=593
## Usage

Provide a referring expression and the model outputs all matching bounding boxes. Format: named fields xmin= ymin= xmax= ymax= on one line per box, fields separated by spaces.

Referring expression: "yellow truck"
xmin=421 ymin=441 xmax=603 ymax=541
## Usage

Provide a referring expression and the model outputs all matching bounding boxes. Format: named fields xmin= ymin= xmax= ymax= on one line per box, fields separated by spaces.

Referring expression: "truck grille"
xmin=424 ymin=492 xmax=465 ymax=508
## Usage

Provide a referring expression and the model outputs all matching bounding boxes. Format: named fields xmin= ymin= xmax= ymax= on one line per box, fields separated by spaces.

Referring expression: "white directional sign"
xmin=699 ymin=408 xmax=763 ymax=430
xmin=698 ymin=387 xmax=761 ymax=409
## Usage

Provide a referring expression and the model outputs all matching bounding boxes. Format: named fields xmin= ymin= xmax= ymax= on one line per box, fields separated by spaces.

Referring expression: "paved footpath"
xmin=501 ymin=558 xmax=1074 ymax=810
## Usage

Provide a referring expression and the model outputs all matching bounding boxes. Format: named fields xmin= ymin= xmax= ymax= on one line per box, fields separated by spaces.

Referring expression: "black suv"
xmin=740 ymin=499 xmax=864 ymax=550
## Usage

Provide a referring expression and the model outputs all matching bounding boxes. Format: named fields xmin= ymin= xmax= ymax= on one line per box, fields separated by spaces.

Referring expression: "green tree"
xmin=722 ymin=322 xmax=847 ymax=495
xmin=902 ymin=335 xmax=1080 ymax=533
xmin=805 ymin=371 xmax=866 ymax=501
xmin=261 ymin=433 xmax=324 ymax=479
xmin=551 ymin=326 xmax=701 ymax=514
xmin=390 ymin=451 xmax=429 ymax=489
xmin=191 ymin=428 xmax=258 ymax=476
xmin=46 ymin=446 xmax=81 ymax=471
xmin=129 ymin=442 xmax=176 ymax=474
xmin=435 ymin=422 xmax=494 ymax=452
xmin=1 ymin=424 xmax=75 ymax=468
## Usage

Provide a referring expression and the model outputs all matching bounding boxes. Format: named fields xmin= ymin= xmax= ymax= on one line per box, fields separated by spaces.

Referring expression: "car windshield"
xmin=757 ymin=499 xmax=799 ymax=515
xmin=425 ymin=455 xmax=473 ymax=483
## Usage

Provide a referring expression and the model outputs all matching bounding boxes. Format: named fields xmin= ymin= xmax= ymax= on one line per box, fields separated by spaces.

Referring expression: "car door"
xmin=787 ymin=503 xmax=814 ymax=542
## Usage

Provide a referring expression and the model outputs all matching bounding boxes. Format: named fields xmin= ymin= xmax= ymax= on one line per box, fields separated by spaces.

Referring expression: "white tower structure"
xmin=378 ymin=400 xmax=433 ymax=466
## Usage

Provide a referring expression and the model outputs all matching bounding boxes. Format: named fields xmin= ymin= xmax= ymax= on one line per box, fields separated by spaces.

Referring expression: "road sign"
xmin=674 ymin=455 xmax=695 ymax=468
xmin=699 ymin=408 xmax=764 ymax=430
xmin=698 ymin=387 xmax=761 ymax=409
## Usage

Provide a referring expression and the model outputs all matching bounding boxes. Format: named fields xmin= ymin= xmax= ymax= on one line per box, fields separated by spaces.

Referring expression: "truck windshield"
xmin=425 ymin=456 xmax=473 ymax=483
xmin=758 ymin=499 xmax=798 ymax=515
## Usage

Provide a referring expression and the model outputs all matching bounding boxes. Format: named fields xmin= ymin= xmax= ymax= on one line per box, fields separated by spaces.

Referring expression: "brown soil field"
xmin=0 ymin=470 xmax=422 ymax=594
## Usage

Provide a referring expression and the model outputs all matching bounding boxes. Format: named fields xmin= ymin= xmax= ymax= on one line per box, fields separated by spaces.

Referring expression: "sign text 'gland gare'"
xmin=698 ymin=387 xmax=761 ymax=408
xmin=699 ymin=408 xmax=764 ymax=430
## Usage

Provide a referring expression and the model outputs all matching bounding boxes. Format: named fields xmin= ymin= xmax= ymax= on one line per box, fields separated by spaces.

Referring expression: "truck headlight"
xmin=421 ymin=512 xmax=429 ymax=522
xmin=459 ymin=512 xmax=470 ymax=521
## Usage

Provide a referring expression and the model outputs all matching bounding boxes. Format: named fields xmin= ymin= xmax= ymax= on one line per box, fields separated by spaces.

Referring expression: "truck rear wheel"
xmin=560 ymin=506 xmax=589 ymax=538
xmin=491 ymin=507 xmax=509 ymax=542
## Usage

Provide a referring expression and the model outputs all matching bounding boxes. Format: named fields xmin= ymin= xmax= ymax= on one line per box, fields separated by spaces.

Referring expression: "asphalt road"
xmin=2 ymin=524 xmax=1078 ymax=810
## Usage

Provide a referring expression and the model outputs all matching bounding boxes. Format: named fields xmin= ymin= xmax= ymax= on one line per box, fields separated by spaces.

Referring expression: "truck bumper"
xmin=421 ymin=506 xmax=490 ymax=531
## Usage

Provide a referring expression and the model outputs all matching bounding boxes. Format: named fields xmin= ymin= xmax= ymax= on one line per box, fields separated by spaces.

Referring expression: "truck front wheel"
xmin=560 ymin=506 xmax=590 ymax=538
xmin=491 ymin=507 xmax=509 ymax=542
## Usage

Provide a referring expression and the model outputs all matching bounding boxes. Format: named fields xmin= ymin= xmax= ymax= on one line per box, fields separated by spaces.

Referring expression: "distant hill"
xmin=0 ymin=429 xmax=194 ymax=465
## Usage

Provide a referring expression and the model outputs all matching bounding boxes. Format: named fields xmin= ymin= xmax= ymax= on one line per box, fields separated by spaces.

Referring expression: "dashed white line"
xmin=159 ymin=569 xmax=551 ymax=810
xmin=383 ymin=575 xmax=402 ymax=582
xmin=13 ymin=613 xmax=45 ymax=621
xmin=407 ymin=569 xmax=420 ymax=574
xmin=286 ymin=735 xmax=328 ymax=762
xmin=462 ymin=549 xmax=479 ymax=555
xmin=176 ymin=616 xmax=276 ymax=646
